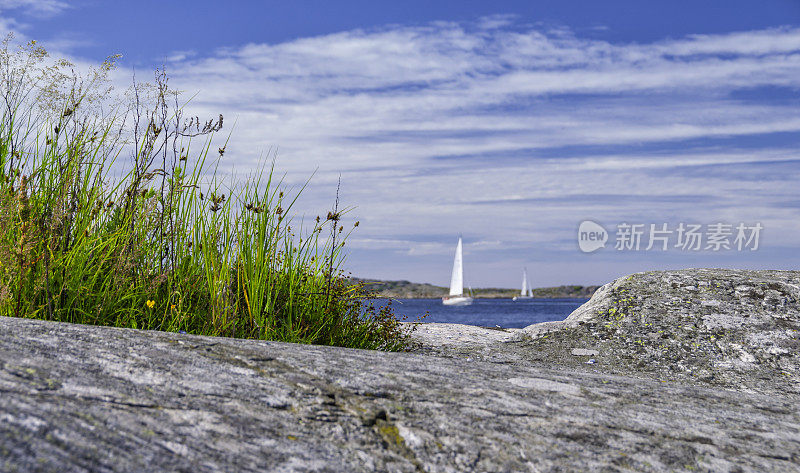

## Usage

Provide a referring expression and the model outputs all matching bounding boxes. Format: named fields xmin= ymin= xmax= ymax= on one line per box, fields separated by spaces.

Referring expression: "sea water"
xmin=388 ymin=297 xmax=588 ymax=329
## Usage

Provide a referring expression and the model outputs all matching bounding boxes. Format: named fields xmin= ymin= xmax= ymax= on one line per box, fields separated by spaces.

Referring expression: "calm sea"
xmin=387 ymin=297 xmax=589 ymax=329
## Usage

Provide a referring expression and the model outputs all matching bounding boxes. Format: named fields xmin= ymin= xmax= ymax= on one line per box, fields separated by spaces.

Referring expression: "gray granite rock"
xmin=412 ymin=269 xmax=800 ymax=396
xmin=517 ymin=268 xmax=800 ymax=395
xmin=2 ymin=269 xmax=800 ymax=472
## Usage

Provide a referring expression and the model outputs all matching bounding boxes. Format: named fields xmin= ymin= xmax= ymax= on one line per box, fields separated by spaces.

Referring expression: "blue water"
xmin=389 ymin=298 xmax=589 ymax=329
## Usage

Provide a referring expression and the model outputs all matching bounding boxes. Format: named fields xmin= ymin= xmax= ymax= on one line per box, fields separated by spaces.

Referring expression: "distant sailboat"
xmin=512 ymin=268 xmax=533 ymax=301
xmin=442 ymin=236 xmax=473 ymax=306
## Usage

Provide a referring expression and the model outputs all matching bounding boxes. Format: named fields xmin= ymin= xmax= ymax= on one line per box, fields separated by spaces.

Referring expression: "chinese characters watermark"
xmin=578 ymin=221 xmax=762 ymax=253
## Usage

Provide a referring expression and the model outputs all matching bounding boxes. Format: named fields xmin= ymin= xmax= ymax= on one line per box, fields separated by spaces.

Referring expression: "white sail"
xmin=513 ymin=267 xmax=533 ymax=301
xmin=520 ymin=268 xmax=528 ymax=296
xmin=443 ymin=236 xmax=473 ymax=306
xmin=449 ymin=237 xmax=464 ymax=296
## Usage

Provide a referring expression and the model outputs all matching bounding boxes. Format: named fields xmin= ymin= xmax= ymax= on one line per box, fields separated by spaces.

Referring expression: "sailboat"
xmin=442 ymin=236 xmax=473 ymax=306
xmin=512 ymin=268 xmax=533 ymax=301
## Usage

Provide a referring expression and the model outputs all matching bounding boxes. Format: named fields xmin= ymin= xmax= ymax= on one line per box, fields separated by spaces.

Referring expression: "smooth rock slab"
xmin=1 ymin=316 xmax=799 ymax=472
xmin=410 ymin=270 xmax=800 ymax=396
xmin=519 ymin=269 xmax=800 ymax=395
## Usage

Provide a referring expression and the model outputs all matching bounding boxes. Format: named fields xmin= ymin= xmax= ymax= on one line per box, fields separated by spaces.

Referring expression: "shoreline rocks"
xmin=2 ymin=315 xmax=799 ymax=472
xmin=519 ymin=268 xmax=800 ymax=395
xmin=409 ymin=269 xmax=800 ymax=396
xmin=2 ymin=268 xmax=800 ymax=472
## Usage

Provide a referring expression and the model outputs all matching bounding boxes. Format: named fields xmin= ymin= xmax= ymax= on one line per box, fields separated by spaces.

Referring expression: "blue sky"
xmin=2 ymin=0 xmax=799 ymax=288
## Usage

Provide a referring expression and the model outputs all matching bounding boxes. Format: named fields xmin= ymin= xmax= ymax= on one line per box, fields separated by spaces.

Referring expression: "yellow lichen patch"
xmin=377 ymin=422 xmax=405 ymax=448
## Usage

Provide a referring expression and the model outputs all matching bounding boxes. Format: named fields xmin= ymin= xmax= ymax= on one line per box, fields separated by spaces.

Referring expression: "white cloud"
xmin=0 ymin=0 xmax=70 ymax=46
xmin=140 ymin=21 xmax=800 ymax=285
xmin=0 ymin=0 xmax=70 ymax=17
xmin=17 ymin=19 xmax=799 ymax=286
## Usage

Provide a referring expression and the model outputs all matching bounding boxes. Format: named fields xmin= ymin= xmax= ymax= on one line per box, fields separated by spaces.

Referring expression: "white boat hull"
xmin=512 ymin=296 xmax=532 ymax=301
xmin=443 ymin=295 xmax=473 ymax=306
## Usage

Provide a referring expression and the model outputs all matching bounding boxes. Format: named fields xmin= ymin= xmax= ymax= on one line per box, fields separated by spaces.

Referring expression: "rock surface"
xmin=2 ymin=269 xmax=800 ymax=472
xmin=412 ymin=269 xmax=800 ymax=397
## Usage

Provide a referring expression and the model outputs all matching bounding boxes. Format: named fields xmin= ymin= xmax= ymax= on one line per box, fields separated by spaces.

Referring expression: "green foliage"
xmin=0 ymin=36 xmax=415 ymax=351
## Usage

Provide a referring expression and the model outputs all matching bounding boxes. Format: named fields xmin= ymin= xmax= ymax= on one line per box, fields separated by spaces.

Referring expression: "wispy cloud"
xmin=0 ymin=0 xmax=70 ymax=18
xmin=20 ymin=17 xmax=800 ymax=286
xmin=0 ymin=0 xmax=71 ymax=46
xmin=141 ymin=19 xmax=800 ymax=285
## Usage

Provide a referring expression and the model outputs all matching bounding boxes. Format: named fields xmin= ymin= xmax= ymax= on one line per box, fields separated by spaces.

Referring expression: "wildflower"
xmin=171 ymin=304 xmax=176 ymax=310
xmin=146 ymin=300 xmax=155 ymax=309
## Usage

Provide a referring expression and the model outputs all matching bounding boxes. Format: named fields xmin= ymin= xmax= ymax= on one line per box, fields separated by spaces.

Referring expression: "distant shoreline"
xmin=348 ymin=278 xmax=599 ymax=299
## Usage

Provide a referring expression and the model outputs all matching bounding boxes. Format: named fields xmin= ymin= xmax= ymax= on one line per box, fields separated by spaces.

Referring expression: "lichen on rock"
xmin=2 ymin=268 xmax=799 ymax=472
xmin=517 ymin=269 xmax=800 ymax=394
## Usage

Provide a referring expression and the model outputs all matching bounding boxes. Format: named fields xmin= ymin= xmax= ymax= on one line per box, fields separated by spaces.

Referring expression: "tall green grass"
xmin=0 ymin=36 xmax=416 ymax=351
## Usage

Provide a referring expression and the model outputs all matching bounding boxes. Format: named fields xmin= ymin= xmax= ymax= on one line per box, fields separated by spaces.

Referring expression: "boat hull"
xmin=512 ymin=296 xmax=533 ymax=301
xmin=442 ymin=296 xmax=473 ymax=306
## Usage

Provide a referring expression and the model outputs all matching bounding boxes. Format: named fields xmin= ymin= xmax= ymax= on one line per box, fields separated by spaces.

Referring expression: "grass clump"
xmin=0 ymin=35 xmax=415 ymax=351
